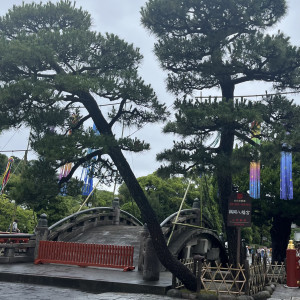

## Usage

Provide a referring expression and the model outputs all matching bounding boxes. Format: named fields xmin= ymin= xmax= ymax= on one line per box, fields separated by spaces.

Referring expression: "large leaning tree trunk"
xmin=84 ymin=96 xmax=197 ymax=291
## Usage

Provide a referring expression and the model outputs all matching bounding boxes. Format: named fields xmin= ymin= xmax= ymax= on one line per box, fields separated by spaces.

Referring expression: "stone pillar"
xmin=192 ymin=238 xmax=208 ymax=256
xmin=207 ymin=248 xmax=220 ymax=261
xmin=143 ymin=229 xmax=160 ymax=281
xmin=34 ymin=213 xmax=49 ymax=259
xmin=192 ymin=198 xmax=201 ymax=225
xmin=3 ymin=246 xmax=15 ymax=260
xmin=112 ymin=197 xmax=120 ymax=225
xmin=138 ymin=223 xmax=150 ymax=271
xmin=192 ymin=198 xmax=200 ymax=209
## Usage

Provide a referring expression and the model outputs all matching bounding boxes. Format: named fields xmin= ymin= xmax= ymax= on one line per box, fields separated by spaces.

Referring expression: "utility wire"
xmin=0 ymin=129 xmax=19 ymax=151
xmin=0 ymin=150 xmax=32 ymax=153
xmin=1 ymin=90 xmax=299 ymax=153
xmin=196 ymin=90 xmax=300 ymax=99
xmin=127 ymin=90 xmax=300 ymax=139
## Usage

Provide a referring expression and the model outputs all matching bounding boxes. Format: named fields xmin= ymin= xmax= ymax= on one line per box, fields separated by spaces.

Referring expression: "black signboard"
xmin=227 ymin=192 xmax=252 ymax=227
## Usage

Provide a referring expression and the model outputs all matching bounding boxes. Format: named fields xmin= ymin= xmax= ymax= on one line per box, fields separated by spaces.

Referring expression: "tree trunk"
xmin=83 ymin=94 xmax=197 ymax=291
xmin=108 ymin=145 xmax=197 ymax=291
xmin=217 ymin=82 xmax=237 ymax=264
xmin=270 ymin=215 xmax=291 ymax=263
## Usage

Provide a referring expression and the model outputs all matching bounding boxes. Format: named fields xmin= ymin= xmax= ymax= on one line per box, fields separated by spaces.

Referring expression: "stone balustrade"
xmin=0 ymin=234 xmax=35 ymax=263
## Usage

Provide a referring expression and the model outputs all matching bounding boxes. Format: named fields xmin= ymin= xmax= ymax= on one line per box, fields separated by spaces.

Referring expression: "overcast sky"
xmin=0 ymin=0 xmax=299 ymax=189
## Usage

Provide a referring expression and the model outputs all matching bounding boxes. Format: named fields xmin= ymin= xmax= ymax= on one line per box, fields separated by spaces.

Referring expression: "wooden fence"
xmin=173 ymin=256 xmax=286 ymax=296
xmin=35 ymin=241 xmax=135 ymax=270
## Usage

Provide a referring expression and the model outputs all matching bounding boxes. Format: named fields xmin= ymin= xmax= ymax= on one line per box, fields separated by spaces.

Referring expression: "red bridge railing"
xmin=35 ymin=241 xmax=134 ymax=270
xmin=0 ymin=232 xmax=30 ymax=244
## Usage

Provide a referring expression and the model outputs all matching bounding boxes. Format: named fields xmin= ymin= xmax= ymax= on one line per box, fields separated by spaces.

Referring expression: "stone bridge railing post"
xmin=34 ymin=213 xmax=49 ymax=259
xmin=138 ymin=223 xmax=149 ymax=271
xmin=142 ymin=224 xmax=160 ymax=281
xmin=192 ymin=197 xmax=200 ymax=209
xmin=112 ymin=197 xmax=120 ymax=225
xmin=192 ymin=198 xmax=201 ymax=225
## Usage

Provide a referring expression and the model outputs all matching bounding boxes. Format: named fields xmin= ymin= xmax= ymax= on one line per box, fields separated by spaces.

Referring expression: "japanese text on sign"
xmin=227 ymin=192 xmax=252 ymax=227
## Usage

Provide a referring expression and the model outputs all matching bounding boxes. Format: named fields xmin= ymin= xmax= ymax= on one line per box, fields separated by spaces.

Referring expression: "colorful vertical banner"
xmin=249 ymin=122 xmax=260 ymax=199
xmin=58 ymin=162 xmax=72 ymax=196
xmin=249 ymin=161 xmax=260 ymax=199
xmin=81 ymin=123 xmax=100 ymax=196
xmin=0 ymin=157 xmax=14 ymax=194
xmin=81 ymin=153 xmax=94 ymax=196
xmin=59 ymin=113 xmax=78 ymax=196
xmin=280 ymin=150 xmax=293 ymax=200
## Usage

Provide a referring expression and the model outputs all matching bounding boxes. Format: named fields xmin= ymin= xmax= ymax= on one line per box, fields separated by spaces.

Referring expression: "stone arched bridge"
xmin=46 ymin=199 xmax=227 ymax=267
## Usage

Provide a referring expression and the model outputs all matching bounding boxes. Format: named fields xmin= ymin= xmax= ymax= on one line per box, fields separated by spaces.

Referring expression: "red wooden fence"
xmin=0 ymin=232 xmax=29 ymax=244
xmin=34 ymin=241 xmax=134 ymax=270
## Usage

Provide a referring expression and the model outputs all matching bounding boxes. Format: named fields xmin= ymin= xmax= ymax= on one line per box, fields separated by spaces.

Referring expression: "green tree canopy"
xmin=119 ymin=172 xmax=222 ymax=231
xmin=0 ymin=194 xmax=36 ymax=233
xmin=6 ymin=158 xmax=83 ymax=225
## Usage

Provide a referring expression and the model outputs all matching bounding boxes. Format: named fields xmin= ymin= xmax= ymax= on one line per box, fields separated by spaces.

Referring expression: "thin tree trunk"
xmin=217 ymin=82 xmax=237 ymax=265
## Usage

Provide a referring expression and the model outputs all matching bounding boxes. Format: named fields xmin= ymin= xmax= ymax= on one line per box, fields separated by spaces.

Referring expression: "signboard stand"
xmin=227 ymin=192 xmax=252 ymax=266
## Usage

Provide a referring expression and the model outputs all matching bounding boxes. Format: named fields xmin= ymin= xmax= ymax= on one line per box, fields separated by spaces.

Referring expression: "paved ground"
xmin=0 ymin=262 xmax=172 ymax=295
xmin=0 ymin=281 xmax=174 ymax=299
xmin=0 ymin=260 xmax=299 ymax=299
xmin=0 ymin=281 xmax=299 ymax=300
xmin=270 ymin=284 xmax=300 ymax=300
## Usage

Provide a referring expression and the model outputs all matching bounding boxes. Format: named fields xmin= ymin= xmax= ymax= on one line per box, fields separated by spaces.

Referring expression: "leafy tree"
xmin=119 ymin=173 xmax=193 ymax=222
xmin=141 ymin=0 xmax=300 ymax=264
xmin=76 ymin=189 xmax=115 ymax=209
xmin=121 ymin=201 xmax=141 ymax=220
xmin=119 ymin=172 xmax=222 ymax=231
xmin=7 ymin=159 xmax=83 ymax=225
xmin=0 ymin=1 xmax=197 ymax=290
xmin=0 ymin=194 xmax=36 ymax=233
xmin=0 ymin=153 xmax=9 ymax=173
xmin=92 ymin=189 xmax=115 ymax=207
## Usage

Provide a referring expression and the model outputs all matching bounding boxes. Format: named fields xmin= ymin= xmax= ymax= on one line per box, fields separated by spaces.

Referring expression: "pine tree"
xmin=141 ymin=0 xmax=300 ymax=264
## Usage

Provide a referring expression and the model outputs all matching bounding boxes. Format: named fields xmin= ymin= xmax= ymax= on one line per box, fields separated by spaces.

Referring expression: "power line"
xmin=127 ymin=102 xmax=175 ymax=138
xmin=126 ymin=90 xmax=300 ymax=138
xmin=196 ymin=90 xmax=300 ymax=99
xmin=0 ymin=150 xmax=32 ymax=153
xmin=1 ymin=90 xmax=299 ymax=152
xmin=0 ymin=129 xmax=19 ymax=152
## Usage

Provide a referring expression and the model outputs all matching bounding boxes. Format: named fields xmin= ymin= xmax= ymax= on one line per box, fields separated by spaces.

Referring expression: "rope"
xmin=167 ymin=180 xmax=191 ymax=246
xmin=77 ymin=179 xmax=101 ymax=212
